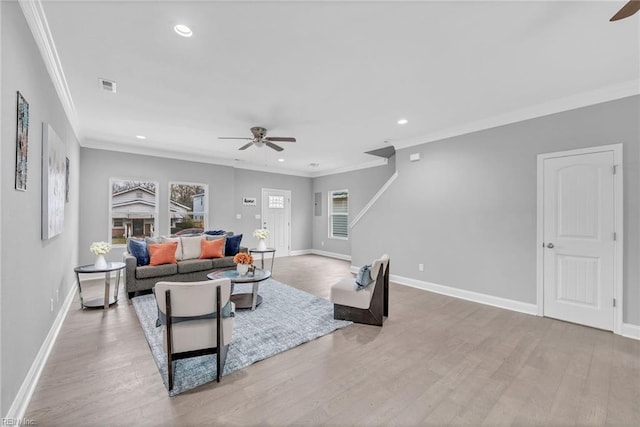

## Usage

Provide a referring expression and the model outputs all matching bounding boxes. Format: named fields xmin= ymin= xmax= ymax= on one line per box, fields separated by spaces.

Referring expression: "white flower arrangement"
xmin=253 ymin=228 xmax=270 ymax=240
xmin=90 ymin=241 xmax=112 ymax=256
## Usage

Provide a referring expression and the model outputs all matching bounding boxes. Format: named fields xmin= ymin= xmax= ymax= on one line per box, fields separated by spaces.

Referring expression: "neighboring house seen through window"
xmin=169 ymin=182 xmax=208 ymax=235
xmin=110 ymin=179 xmax=159 ymax=245
xmin=329 ymin=189 xmax=349 ymax=239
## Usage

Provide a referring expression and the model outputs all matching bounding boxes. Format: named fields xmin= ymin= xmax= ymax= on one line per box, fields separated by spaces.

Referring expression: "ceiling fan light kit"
xmin=219 ymin=126 xmax=297 ymax=152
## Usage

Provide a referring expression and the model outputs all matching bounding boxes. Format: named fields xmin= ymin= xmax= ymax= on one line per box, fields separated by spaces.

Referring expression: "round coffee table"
xmin=207 ymin=268 xmax=271 ymax=310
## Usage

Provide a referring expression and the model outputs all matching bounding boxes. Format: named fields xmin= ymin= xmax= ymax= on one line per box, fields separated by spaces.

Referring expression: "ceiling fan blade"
xmin=610 ymin=0 xmax=640 ymax=21
xmin=238 ymin=142 xmax=254 ymax=150
xmin=265 ymin=137 xmax=296 ymax=142
xmin=265 ymin=141 xmax=284 ymax=152
xmin=219 ymin=137 xmax=252 ymax=140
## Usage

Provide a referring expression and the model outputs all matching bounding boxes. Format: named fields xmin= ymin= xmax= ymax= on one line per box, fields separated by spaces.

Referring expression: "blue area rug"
xmin=132 ymin=278 xmax=352 ymax=396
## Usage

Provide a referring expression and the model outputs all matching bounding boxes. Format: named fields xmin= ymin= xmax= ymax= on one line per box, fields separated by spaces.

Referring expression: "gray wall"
xmin=352 ymin=96 xmax=640 ymax=325
xmin=80 ymin=148 xmax=236 ymax=265
xmin=312 ymin=159 xmax=396 ymax=257
xmin=233 ymin=169 xmax=312 ymax=251
xmin=1 ymin=2 xmax=81 ymax=414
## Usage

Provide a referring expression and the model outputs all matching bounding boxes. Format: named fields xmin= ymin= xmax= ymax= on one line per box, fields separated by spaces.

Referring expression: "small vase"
xmin=94 ymin=254 xmax=108 ymax=270
xmin=236 ymin=263 xmax=249 ymax=276
xmin=257 ymin=239 xmax=267 ymax=251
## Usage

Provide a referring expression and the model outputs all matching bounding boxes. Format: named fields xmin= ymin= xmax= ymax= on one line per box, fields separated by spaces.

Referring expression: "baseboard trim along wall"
xmin=621 ymin=323 xmax=640 ymax=341
xmin=5 ymin=283 xmax=77 ymax=420
xmin=309 ymin=249 xmax=352 ymax=261
xmin=349 ymin=265 xmax=640 ymax=341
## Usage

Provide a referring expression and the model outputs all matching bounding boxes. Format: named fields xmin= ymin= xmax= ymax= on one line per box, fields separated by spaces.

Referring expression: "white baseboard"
xmin=5 ymin=283 xmax=77 ymax=420
xmin=621 ymin=323 xmax=640 ymax=341
xmin=350 ymin=263 xmax=537 ymax=316
xmin=308 ymin=249 xmax=351 ymax=261
xmin=289 ymin=249 xmax=312 ymax=257
xmin=392 ymin=274 xmax=538 ymax=316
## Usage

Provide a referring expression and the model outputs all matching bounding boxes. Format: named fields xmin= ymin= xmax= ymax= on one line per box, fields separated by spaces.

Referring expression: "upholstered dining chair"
xmin=154 ymin=278 xmax=235 ymax=392
xmin=330 ymin=254 xmax=389 ymax=326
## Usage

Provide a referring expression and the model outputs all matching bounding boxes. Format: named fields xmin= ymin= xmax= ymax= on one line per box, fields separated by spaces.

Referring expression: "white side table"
xmin=74 ymin=262 xmax=125 ymax=309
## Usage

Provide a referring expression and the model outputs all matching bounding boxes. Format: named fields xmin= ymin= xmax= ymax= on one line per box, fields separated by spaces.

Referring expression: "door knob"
xmin=546 ymin=243 xmax=554 ymax=249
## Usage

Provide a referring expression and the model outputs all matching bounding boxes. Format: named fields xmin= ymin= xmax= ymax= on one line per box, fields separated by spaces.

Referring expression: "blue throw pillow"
xmin=225 ymin=234 xmax=242 ymax=256
xmin=128 ymin=238 xmax=150 ymax=266
xmin=204 ymin=229 xmax=226 ymax=236
xmin=355 ymin=264 xmax=374 ymax=290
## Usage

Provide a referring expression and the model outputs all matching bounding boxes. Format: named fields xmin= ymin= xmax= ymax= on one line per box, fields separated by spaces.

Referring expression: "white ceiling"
xmin=36 ymin=0 xmax=639 ymax=176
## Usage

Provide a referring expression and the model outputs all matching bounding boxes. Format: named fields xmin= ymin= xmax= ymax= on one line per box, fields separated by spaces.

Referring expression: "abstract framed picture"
xmin=15 ymin=91 xmax=29 ymax=191
xmin=65 ymin=157 xmax=70 ymax=203
xmin=42 ymin=123 xmax=66 ymax=239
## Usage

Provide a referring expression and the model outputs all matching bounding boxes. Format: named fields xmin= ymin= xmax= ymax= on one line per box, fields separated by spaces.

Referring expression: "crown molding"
xmin=19 ymin=0 xmax=80 ymax=140
xmin=393 ymin=80 xmax=640 ymax=150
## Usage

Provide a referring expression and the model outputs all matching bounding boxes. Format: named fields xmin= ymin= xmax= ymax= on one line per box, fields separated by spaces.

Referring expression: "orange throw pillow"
xmin=200 ymin=238 xmax=224 ymax=259
xmin=148 ymin=242 xmax=178 ymax=266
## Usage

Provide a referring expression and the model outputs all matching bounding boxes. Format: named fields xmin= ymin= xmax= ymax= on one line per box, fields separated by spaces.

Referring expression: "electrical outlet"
xmin=50 ymin=298 xmax=54 ymax=312
xmin=321 ymin=241 xmax=324 ymax=246
xmin=418 ymin=263 xmax=424 ymax=272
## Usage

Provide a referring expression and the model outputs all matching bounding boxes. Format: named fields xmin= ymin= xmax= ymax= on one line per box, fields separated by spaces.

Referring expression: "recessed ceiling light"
xmin=309 ymin=162 xmax=320 ymax=167
xmin=174 ymin=24 xmax=193 ymax=38
xmin=135 ymin=135 xmax=146 ymax=140
xmin=277 ymin=158 xmax=285 ymax=162
xmin=397 ymin=118 xmax=408 ymax=125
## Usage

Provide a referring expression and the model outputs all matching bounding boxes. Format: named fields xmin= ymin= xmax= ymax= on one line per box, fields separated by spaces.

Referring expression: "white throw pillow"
xmin=180 ymin=235 xmax=205 ymax=260
xmin=160 ymin=236 xmax=183 ymax=261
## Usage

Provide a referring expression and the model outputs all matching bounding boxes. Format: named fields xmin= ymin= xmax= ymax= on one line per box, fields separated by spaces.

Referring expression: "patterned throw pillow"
xmin=148 ymin=242 xmax=178 ymax=266
xmin=200 ymin=238 xmax=225 ymax=259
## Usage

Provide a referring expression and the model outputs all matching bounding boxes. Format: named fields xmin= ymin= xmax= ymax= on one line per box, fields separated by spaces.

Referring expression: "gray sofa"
xmin=123 ymin=253 xmax=240 ymax=298
xmin=123 ymin=232 xmax=247 ymax=297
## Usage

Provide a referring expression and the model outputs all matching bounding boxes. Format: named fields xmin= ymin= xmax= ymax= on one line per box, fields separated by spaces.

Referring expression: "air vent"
xmin=98 ymin=78 xmax=117 ymax=93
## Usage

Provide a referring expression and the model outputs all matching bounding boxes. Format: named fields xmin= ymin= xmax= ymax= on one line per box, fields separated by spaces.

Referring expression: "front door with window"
xmin=261 ymin=189 xmax=291 ymax=257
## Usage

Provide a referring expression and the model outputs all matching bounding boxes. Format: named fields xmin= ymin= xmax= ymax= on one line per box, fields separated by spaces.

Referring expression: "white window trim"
xmin=109 ymin=177 xmax=159 ymax=247
xmin=328 ymin=189 xmax=349 ymax=240
xmin=168 ymin=181 xmax=209 ymax=235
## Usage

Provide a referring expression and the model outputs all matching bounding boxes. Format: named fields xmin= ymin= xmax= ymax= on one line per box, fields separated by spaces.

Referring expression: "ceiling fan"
xmin=218 ymin=127 xmax=296 ymax=152
xmin=610 ymin=0 xmax=640 ymax=21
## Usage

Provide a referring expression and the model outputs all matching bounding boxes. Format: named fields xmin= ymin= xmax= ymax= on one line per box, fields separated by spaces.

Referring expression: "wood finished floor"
xmin=26 ymin=255 xmax=640 ymax=426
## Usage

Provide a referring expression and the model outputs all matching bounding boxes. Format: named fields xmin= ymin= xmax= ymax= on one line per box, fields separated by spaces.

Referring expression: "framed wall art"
xmin=65 ymin=157 xmax=70 ymax=203
xmin=42 ymin=123 xmax=66 ymax=239
xmin=15 ymin=91 xmax=29 ymax=191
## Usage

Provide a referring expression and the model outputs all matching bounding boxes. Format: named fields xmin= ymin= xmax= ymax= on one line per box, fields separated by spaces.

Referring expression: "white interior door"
xmin=542 ymin=150 xmax=616 ymax=330
xmin=261 ymin=188 xmax=291 ymax=257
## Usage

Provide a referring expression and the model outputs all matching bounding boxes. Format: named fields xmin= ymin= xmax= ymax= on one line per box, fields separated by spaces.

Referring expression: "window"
xmin=269 ymin=195 xmax=285 ymax=209
xmin=329 ymin=189 xmax=349 ymax=239
xmin=169 ymin=182 xmax=208 ymax=235
xmin=110 ymin=179 xmax=158 ymax=245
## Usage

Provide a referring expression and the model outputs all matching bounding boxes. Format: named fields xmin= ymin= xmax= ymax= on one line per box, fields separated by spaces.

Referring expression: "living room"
xmin=2 ymin=1 xmax=640 ymax=425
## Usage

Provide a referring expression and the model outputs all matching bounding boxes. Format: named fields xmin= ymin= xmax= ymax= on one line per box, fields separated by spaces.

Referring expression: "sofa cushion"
xmin=127 ymin=238 xmax=149 ymax=266
xmin=212 ymin=257 xmax=235 ymax=269
xmin=225 ymin=234 xmax=243 ymax=256
xmin=200 ymin=238 xmax=225 ymax=259
xmin=177 ymin=259 xmax=213 ymax=274
xmin=161 ymin=236 xmax=183 ymax=261
xmin=148 ymin=242 xmax=178 ymax=266
xmin=136 ymin=263 xmax=178 ymax=279
xmin=145 ymin=236 xmax=162 ymax=245
xmin=181 ymin=235 xmax=205 ymax=260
